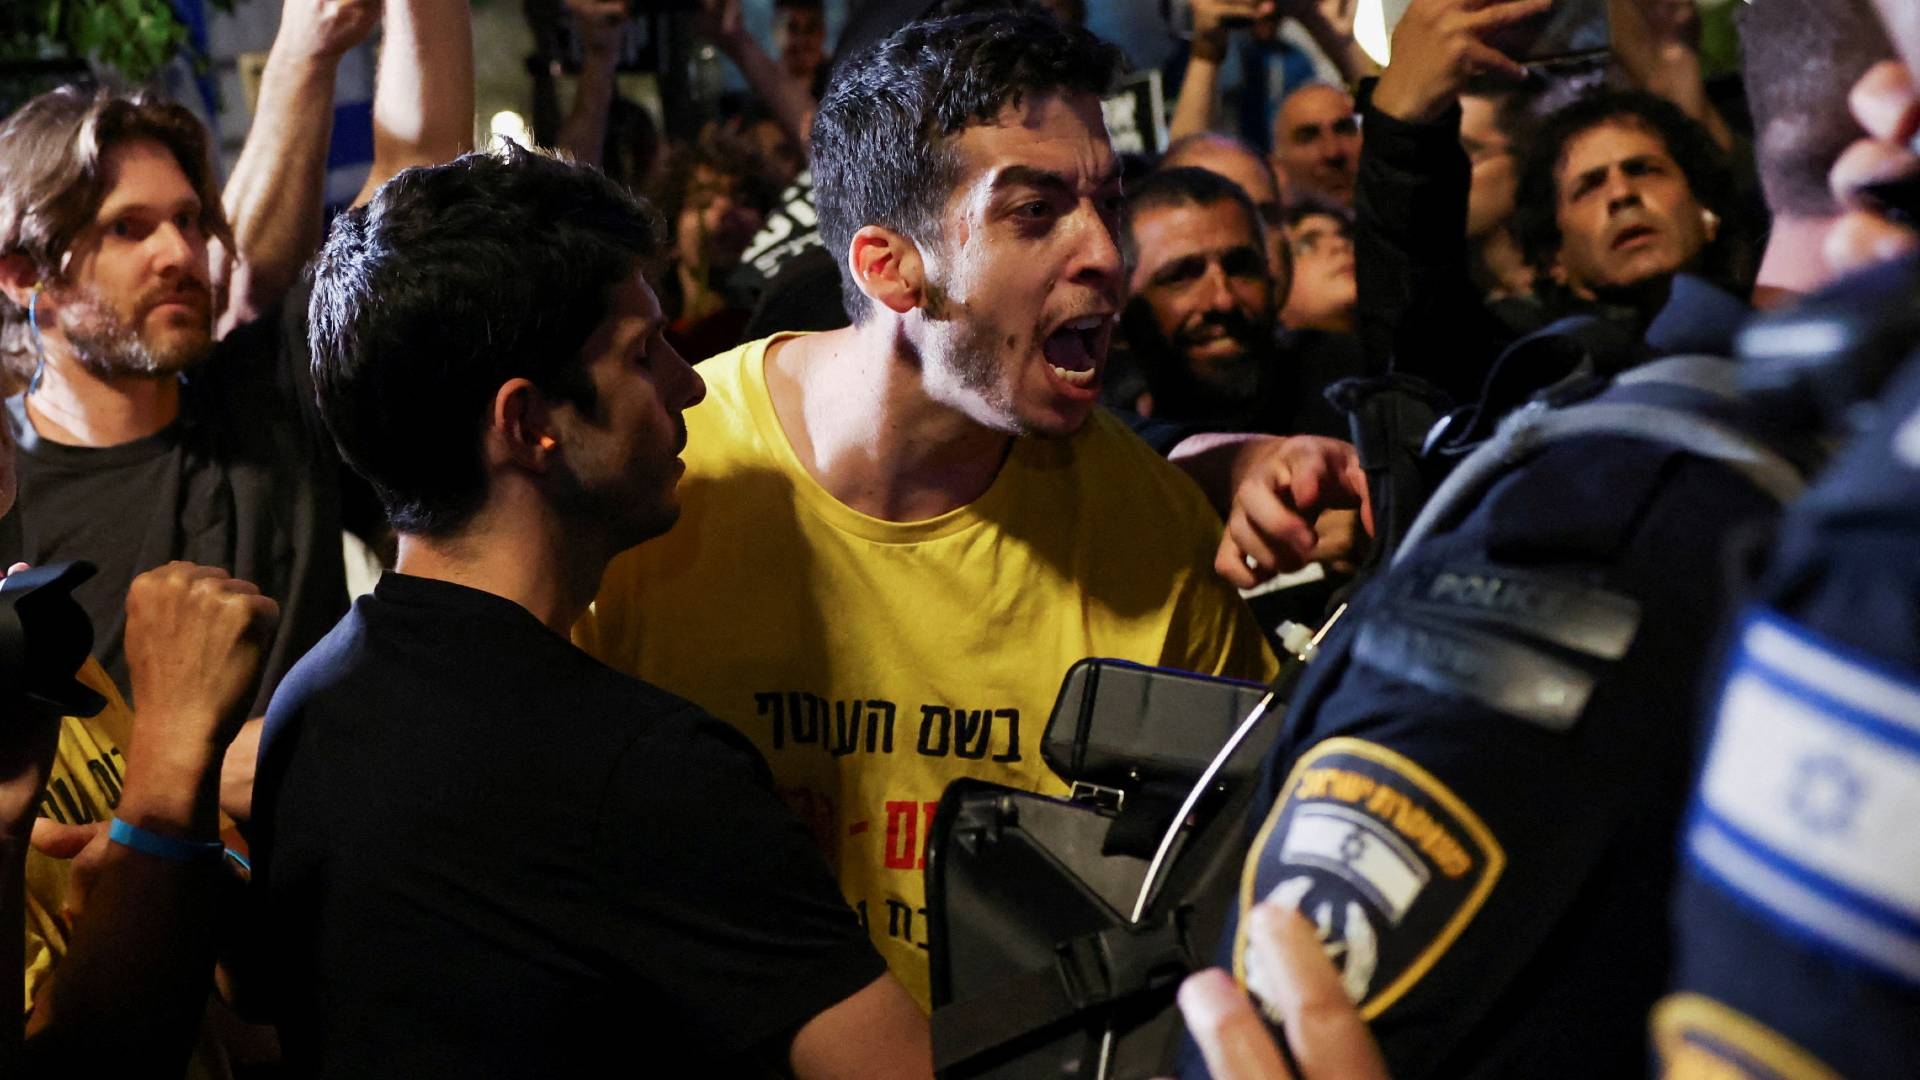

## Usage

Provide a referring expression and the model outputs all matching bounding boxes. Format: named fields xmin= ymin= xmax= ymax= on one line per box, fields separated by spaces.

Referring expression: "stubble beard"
xmin=921 ymin=275 xmax=1034 ymax=437
xmin=57 ymin=286 xmax=210 ymax=380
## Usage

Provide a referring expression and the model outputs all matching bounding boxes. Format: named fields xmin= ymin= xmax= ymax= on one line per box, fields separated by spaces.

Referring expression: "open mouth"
xmin=1612 ymin=224 xmax=1658 ymax=250
xmin=1042 ymin=315 xmax=1108 ymax=389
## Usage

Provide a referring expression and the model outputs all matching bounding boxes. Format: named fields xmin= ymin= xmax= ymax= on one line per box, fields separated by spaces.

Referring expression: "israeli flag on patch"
xmin=1686 ymin=608 xmax=1920 ymax=987
xmin=1279 ymin=804 xmax=1430 ymax=925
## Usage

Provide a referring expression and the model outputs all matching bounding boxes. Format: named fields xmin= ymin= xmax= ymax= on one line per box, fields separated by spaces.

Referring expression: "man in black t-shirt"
xmin=0 ymin=0 xmax=473 ymax=720
xmin=252 ymin=146 xmax=929 ymax=1077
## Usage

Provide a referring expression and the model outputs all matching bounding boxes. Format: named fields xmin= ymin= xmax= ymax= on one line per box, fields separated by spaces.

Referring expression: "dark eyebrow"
xmin=1147 ymin=253 xmax=1207 ymax=286
xmin=96 ymin=192 xmax=202 ymax=222
xmin=992 ymin=163 xmax=1122 ymax=199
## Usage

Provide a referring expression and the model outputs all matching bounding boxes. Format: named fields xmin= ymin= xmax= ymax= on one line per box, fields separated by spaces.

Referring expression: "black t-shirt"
xmin=250 ymin=573 xmax=886 ymax=1079
xmin=2 ymin=301 xmax=347 ymax=714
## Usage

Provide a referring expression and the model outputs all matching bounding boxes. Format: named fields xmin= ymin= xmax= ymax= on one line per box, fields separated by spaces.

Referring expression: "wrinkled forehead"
xmin=93 ymin=136 xmax=201 ymax=218
xmin=1278 ymin=87 xmax=1355 ymax=129
xmin=1554 ymin=115 xmax=1680 ymax=184
xmin=944 ymin=93 xmax=1117 ymax=208
xmin=1135 ymin=199 xmax=1261 ymax=264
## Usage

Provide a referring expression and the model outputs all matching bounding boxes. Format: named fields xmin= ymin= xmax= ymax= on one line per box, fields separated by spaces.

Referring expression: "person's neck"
xmin=763 ymin=323 xmax=1015 ymax=522
xmin=22 ymin=352 xmax=180 ymax=447
xmin=392 ymin=489 xmax=611 ymax=636
xmin=1753 ymin=213 xmax=1837 ymax=310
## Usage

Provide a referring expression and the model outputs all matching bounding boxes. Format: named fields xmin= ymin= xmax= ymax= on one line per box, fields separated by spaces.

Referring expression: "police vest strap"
xmin=1395 ymin=359 xmax=1807 ymax=566
xmin=931 ymin=909 xmax=1197 ymax=1074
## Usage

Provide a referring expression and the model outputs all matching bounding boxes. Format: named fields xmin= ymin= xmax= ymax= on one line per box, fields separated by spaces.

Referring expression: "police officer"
xmin=1656 ymin=37 xmax=1920 ymax=1077
xmin=1191 ymin=3 xmax=1885 ymax=1075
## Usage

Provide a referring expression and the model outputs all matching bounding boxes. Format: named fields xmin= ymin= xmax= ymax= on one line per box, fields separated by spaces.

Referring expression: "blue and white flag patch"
xmin=1237 ymin=738 xmax=1503 ymax=1020
xmin=1687 ymin=609 xmax=1920 ymax=987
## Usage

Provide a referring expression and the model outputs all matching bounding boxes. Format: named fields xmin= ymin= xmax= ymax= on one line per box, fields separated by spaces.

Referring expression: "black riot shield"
xmin=925 ymin=651 xmax=1317 ymax=1079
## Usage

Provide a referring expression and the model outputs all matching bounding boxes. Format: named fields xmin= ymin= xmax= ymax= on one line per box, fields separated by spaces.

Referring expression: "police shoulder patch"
xmin=1651 ymin=993 xmax=1840 ymax=1080
xmin=1686 ymin=608 xmax=1920 ymax=988
xmin=1235 ymin=737 xmax=1504 ymax=1021
xmin=1352 ymin=562 xmax=1642 ymax=733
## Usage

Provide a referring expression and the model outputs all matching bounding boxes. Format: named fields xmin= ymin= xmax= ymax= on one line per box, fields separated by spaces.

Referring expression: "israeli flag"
xmin=1687 ymin=609 xmax=1920 ymax=987
xmin=1279 ymin=803 xmax=1430 ymax=924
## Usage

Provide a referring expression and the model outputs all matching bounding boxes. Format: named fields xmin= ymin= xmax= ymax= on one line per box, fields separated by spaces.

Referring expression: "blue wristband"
xmin=108 ymin=817 xmax=224 ymax=862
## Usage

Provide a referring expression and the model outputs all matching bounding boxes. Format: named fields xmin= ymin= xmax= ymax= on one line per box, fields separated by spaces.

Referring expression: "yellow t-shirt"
xmin=578 ymin=334 xmax=1279 ymax=1007
xmin=23 ymin=657 xmax=132 ymax=1011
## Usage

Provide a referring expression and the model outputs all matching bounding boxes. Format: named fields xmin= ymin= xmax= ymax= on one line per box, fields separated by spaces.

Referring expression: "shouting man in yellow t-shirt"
xmin=579 ymin=10 xmax=1357 ymax=1008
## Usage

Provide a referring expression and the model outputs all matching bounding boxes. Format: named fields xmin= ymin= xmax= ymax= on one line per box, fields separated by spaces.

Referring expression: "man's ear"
xmin=490 ymin=378 xmax=558 ymax=471
xmin=847 ymin=225 xmax=925 ymax=315
xmin=0 ymin=254 xmax=40 ymax=310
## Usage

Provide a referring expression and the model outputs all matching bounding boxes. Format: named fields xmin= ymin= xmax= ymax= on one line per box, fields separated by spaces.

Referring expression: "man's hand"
xmin=1828 ymin=60 xmax=1920 ymax=274
xmin=1179 ymin=902 xmax=1391 ymax=1080
xmin=1281 ymin=0 xmax=1358 ymax=40
xmin=566 ymin=0 xmax=626 ymax=60
xmin=27 ymin=820 xmax=110 ymax=922
xmin=1193 ymin=0 xmax=1278 ymax=52
xmin=274 ymin=0 xmax=380 ymax=66
xmin=1370 ymin=0 xmax=1547 ymax=123
xmin=1214 ymin=436 xmax=1372 ymax=589
xmin=124 ymin=564 xmax=279 ymax=766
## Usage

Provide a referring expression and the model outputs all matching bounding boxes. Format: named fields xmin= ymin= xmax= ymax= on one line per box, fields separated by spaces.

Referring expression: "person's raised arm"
xmin=23 ymin=564 xmax=277 ymax=1071
xmin=1608 ymin=0 xmax=1732 ymax=151
xmin=1283 ymin=0 xmax=1379 ymax=87
xmin=217 ymin=0 xmax=379 ymax=336
xmin=1354 ymin=0 xmax=1540 ymax=396
xmin=351 ymin=0 xmax=476 ymax=208
xmin=788 ymin=973 xmax=933 ymax=1080
xmin=1169 ymin=0 xmax=1277 ymax=142
xmin=697 ymin=0 xmax=816 ymax=155
xmin=557 ymin=0 xmax=626 ymax=169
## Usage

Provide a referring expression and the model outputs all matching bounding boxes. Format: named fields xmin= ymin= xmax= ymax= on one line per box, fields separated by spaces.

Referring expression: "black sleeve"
xmin=1238 ymin=443 xmax=1783 ymax=1079
xmin=591 ymin=712 xmax=887 ymax=1057
xmin=1352 ymin=97 xmax=1514 ymax=407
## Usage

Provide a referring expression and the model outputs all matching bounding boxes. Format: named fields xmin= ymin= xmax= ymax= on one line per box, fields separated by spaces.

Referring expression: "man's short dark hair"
xmin=811 ymin=10 xmax=1125 ymax=322
xmin=1739 ymin=0 xmax=1892 ymax=218
xmin=1122 ymin=166 xmax=1267 ymax=275
xmin=308 ymin=144 xmax=662 ymax=538
xmin=1511 ymin=89 xmax=1737 ymax=286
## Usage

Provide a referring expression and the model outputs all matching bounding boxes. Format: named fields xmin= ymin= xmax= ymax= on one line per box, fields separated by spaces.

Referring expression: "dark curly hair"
xmin=1511 ymin=89 xmax=1740 ymax=297
xmin=811 ymin=10 xmax=1126 ymax=322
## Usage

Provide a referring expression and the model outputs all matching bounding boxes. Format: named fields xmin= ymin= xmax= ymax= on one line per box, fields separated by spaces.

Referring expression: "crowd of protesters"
xmin=0 ymin=0 xmax=1917 ymax=1076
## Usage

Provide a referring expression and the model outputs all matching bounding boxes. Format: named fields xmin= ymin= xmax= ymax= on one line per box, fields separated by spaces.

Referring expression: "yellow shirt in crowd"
xmin=23 ymin=657 xmax=131 ymax=1010
xmin=579 ymin=334 xmax=1278 ymax=1008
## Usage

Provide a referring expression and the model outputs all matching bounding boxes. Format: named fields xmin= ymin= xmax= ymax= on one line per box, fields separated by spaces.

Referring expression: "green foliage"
xmin=1 ymin=0 xmax=242 ymax=84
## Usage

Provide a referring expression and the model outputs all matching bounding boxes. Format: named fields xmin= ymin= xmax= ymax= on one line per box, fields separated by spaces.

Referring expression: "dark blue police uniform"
xmin=1197 ymin=278 xmax=1821 ymax=1080
xmin=1659 ymin=343 xmax=1920 ymax=1079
